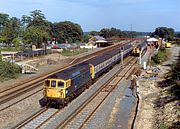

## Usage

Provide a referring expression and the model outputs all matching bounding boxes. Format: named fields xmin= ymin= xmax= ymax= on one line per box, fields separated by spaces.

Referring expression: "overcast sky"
xmin=0 ymin=0 xmax=179 ymax=32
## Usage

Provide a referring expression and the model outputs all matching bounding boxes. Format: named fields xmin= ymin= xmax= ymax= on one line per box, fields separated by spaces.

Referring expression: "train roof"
xmin=138 ymin=42 xmax=147 ymax=47
xmin=87 ymin=43 xmax=133 ymax=66
xmin=122 ymin=43 xmax=132 ymax=50
xmin=47 ymin=43 xmax=133 ymax=80
xmin=48 ymin=62 xmax=90 ymax=80
xmin=87 ymin=53 xmax=111 ymax=66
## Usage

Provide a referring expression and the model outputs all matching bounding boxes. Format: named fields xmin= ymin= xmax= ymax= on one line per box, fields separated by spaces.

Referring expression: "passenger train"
xmin=132 ymin=42 xmax=147 ymax=56
xmin=43 ymin=43 xmax=135 ymax=108
xmin=165 ymin=42 xmax=171 ymax=48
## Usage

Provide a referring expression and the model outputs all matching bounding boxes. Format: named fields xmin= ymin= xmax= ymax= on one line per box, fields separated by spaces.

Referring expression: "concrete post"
xmin=139 ymin=50 xmax=142 ymax=65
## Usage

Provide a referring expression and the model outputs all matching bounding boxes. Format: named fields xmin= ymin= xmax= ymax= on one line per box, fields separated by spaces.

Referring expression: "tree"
xmin=21 ymin=15 xmax=31 ymax=30
xmin=0 ymin=35 xmax=6 ymax=42
xmin=2 ymin=17 xmax=22 ymax=43
xmin=100 ymin=28 xmax=127 ymax=38
xmin=0 ymin=13 xmax=9 ymax=33
xmin=100 ymin=28 xmax=111 ymax=38
xmin=28 ymin=10 xmax=49 ymax=31
xmin=12 ymin=37 xmax=22 ymax=48
xmin=175 ymin=32 xmax=180 ymax=38
xmin=0 ymin=49 xmax=2 ymax=62
xmin=21 ymin=10 xmax=51 ymax=47
xmin=82 ymin=34 xmax=90 ymax=43
xmin=89 ymin=31 xmax=99 ymax=36
xmin=24 ymin=26 xmax=49 ymax=48
xmin=50 ymin=21 xmax=83 ymax=43
xmin=152 ymin=27 xmax=175 ymax=40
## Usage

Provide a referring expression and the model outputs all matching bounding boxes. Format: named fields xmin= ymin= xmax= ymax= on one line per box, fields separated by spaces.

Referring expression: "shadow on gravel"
xmin=170 ymin=121 xmax=180 ymax=129
xmin=23 ymin=72 xmax=37 ymax=74
xmin=39 ymin=98 xmax=48 ymax=107
xmin=162 ymin=64 xmax=172 ymax=67
xmin=154 ymin=96 xmax=179 ymax=108
xmin=157 ymin=78 xmax=173 ymax=88
xmin=155 ymin=79 xmax=180 ymax=108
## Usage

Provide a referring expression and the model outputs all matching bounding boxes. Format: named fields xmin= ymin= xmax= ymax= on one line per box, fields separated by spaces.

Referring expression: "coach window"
xmin=58 ymin=81 xmax=64 ymax=88
xmin=45 ymin=80 xmax=50 ymax=87
xmin=51 ymin=80 xmax=56 ymax=87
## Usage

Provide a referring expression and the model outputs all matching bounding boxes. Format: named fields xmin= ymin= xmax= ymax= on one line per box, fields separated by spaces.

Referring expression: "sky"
xmin=0 ymin=0 xmax=180 ymax=32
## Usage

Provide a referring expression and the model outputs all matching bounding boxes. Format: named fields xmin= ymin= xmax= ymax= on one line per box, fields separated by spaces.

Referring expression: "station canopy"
xmin=147 ymin=38 xmax=158 ymax=42
xmin=96 ymin=40 xmax=107 ymax=43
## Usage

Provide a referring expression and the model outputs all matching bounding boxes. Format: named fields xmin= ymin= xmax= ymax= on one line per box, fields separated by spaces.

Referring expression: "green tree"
xmin=82 ymin=34 xmax=90 ymax=43
xmin=0 ymin=49 xmax=2 ymax=62
xmin=0 ymin=35 xmax=6 ymax=42
xmin=24 ymin=26 xmax=49 ymax=48
xmin=28 ymin=10 xmax=50 ymax=31
xmin=0 ymin=13 xmax=9 ymax=33
xmin=100 ymin=28 xmax=130 ymax=38
xmin=21 ymin=10 xmax=51 ymax=48
xmin=89 ymin=31 xmax=99 ymax=36
xmin=21 ymin=15 xmax=31 ymax=31
xmin=152 ymin=27 xmax=174 ymax=40
xmin=100 ymin=28 xmax=111 ymax=38
xmin=175 ymin=32 xmax=180 ymax=38
xmin=12 ymin=37 xmax=22 ymax=48
xmin=51 ymin=21 xmax=83 ymax=43
xmin=1 ymin=17 xmax=22 ymax=43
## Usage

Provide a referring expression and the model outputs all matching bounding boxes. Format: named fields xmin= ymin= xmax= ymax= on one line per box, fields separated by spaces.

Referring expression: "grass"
xmin=61 ymin=48 xmax=88 ymax=56
xmin=160 ymin=123 xmax=168 ymax=129
xmin=0 ymin=47 xmax=21 ymax=52
xmin=151 ymin=47 xmax=171 ymax=66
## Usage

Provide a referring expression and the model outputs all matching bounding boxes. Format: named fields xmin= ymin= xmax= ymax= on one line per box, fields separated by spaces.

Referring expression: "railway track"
xmin=13 ymin=56 xmax=138 ymax=129
xmin=58 ymin=59 xmax=137 ymax=129
xmin=0 ymin=41 xmax=131 ymax=110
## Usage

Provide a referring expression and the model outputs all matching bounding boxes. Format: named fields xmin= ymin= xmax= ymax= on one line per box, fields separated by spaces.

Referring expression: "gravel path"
xmin=134 ymin=45 xmax=180 ymax=129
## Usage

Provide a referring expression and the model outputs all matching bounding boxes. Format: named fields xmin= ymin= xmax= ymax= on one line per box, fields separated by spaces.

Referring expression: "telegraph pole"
xmin=139 ymin=50 xmax=142 ymax=65
xmin=130 ymin=24 xmax=132 ymax=42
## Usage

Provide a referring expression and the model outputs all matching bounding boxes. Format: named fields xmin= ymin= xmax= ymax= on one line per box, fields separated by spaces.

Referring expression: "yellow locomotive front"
xmin=44 ymin=79 xmax=66 ymax=99
xmin=44 ymin=79 xmax=71 ymax=100
xmin=165 ymin=42 xmax=171 ymax=48
xmin=133 ymin=47 xmax=141 ymax=55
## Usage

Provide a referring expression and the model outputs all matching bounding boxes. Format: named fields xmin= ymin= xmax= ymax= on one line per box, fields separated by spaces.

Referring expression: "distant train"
xmin=43 ymin=43 xmax=135 ymax=108
xmin=165 ymin=42 xmax=171 ymax=48
xmin=132 ymin=42 xmax=147 ymax=56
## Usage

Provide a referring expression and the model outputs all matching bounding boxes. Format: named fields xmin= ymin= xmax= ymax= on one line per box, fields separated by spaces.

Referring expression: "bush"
xmin=0 ymin=61 xmax=21 ymax=81
xmin=151 ymin=47 xmax=170 ymax=65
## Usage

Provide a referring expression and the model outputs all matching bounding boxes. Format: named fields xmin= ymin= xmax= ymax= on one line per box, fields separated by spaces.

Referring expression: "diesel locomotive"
xmin=132 ymin=42 xmax=147 ymax=56
xmin=43 ymin=43 xmax=134 ymax=107
xmin=165 ymin=42 xmax=171 ymax=48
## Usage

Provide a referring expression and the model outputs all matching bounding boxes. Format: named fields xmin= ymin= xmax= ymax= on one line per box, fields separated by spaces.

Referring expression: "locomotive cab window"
xmin=45 ymin=80 xmax=50 ymax=87
xmin=51 ymin=80 xmax=56 ymax=87
xmin=58 ymin=81 xmax=64 ymax=88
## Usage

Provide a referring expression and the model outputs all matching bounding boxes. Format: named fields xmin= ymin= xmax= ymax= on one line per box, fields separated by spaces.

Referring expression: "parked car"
xmin=52 ymin=44 xmax=59 ymax=49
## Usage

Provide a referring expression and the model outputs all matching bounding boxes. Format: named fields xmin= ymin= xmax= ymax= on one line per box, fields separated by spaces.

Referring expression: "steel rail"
xmin=56 ymin=57 xmax=136 ymax=129
xmin=0 ymin=42 xmax=129 ymax=96
xmin=0 ymin=42 xmax=131 ymax=108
